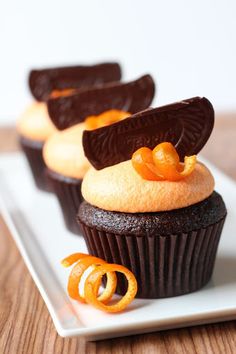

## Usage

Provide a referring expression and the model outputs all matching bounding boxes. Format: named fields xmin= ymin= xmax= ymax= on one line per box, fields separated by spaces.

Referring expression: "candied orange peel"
xmin=50 ymin=88 xmax=76 ymax=98
xmin=132 ymin=142 xmax=197 ymax=181
xmin=61 ymin=253 xmax=137 ymax=313
xmin=85 ymin=109 xmax=131 ymax=130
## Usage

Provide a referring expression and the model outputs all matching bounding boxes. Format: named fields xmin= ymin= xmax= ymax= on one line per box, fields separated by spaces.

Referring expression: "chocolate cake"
xmin=43 ymin=75 xmax=155 ymax=234
xmin=19 ymin=136 xmax=51 ymax=191
xmin=77 ymin=97 xmax=227 ymax=299
xmin=46 ymin=169 xmax=83 ymax=234
xmin=78 ymin=193 xmax=226 ymax=298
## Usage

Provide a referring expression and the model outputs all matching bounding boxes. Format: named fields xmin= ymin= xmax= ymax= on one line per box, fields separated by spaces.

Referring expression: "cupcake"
xmin=78 ymin=97 xmax=227 ymax=298
xmin=17 ymin=102 xmax=57 ymax=191
xmin=43 ymin=122 xmax=91 ymax=234
xmin=43 ymin=75 xmax=155 ymax=234
xmin=17 ymin=62 xmax=122 ymax=191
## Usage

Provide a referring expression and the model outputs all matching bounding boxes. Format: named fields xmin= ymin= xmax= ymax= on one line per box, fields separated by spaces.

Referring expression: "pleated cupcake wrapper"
xmin=79 ymin=216 xmax=226 ymax=299
xmin=47 ymin=169 xmax=83 ymax=235
xmin=19 ymin=136 xmax=51 ymax=192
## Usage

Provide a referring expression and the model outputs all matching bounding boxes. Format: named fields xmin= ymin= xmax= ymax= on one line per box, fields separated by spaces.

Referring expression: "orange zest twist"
xmin=132 ymin=142 xmax=197 ymax=181
xmin=85 ymin=264 xmax=138 ymax=313
xmin=85 ymin=109 xmax=131 ymax=130
xmin=61 ymin=253 xmax=138 ymax=313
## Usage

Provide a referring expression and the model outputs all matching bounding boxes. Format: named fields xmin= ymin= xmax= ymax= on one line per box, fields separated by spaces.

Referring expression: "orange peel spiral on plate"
xmin=61 ymin=253 xmax=138 ymax=313
xmin=85 ymin=263 xmax=138 ymax=313
xmin=85 ymin=109 xmax=131 ymax=130
xmin=61 ymin=253 xmax=117 ymax=303
xmin=132 ymin=142 xmax=197 ymax=181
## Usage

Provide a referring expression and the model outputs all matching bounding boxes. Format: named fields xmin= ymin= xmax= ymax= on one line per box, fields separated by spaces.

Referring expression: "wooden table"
xmin=1 ymin=116 xmax=236 ymax=354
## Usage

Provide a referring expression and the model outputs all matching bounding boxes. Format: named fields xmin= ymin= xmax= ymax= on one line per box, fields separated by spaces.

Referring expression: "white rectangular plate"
xmin=1 ymin=152 xmax=236 ymax=340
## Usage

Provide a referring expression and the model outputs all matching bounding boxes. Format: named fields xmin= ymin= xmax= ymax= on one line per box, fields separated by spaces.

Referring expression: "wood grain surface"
xmin=0 ymin=114 xmax=236 ymax=354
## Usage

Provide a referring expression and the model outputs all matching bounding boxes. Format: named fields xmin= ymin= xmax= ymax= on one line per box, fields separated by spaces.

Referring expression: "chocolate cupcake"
xmin=43 ymin=122 xmax=90 ymax=234
xmin=78 ymin=97 xmax=227 ymax=298
xmin=44 ymin=75 xmax=155 ymax=234
xmin=17 ymin=102 xmax=57 ymax=191
xmin=17 ymin=63 xmax=122 ymax=191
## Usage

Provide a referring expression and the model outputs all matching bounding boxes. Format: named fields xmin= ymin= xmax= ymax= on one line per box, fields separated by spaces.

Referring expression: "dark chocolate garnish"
xmin=47 ymin=74 xmax=155 ymax=130
xmin=29 ymin=62 xmax=121 ymax=101
xmin=83 ymin=97 xmax=214 ymax=169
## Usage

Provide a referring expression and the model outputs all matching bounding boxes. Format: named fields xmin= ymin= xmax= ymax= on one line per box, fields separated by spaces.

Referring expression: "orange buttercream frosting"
xmin=43 ymin=122 xmax=90 ymax=179
xmin=82 ymin=160 xmax=215 ymax=213
xmin=17 ymin=102 xmax=56 ymax=141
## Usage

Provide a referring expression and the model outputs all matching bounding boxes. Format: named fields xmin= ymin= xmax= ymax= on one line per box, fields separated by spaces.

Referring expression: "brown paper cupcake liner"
xmin=79 ymin=216 xmax=226 ymax=298
xmin=19 ymin=135 xmax=51 ymax=192
xmin=47 ymin=168 xmax=83 ymax=234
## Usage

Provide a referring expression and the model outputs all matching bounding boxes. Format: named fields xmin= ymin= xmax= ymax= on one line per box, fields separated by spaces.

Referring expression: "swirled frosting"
xmin=17 ymin=102 xmax=56 ymax=141
xmin=43 ymin=122 xmax=90 ymax=179
xmin=81 ymin=160 xmax=215 ymax=213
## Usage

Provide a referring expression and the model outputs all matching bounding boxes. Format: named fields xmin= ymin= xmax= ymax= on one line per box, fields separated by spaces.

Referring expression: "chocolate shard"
xmin=83 ymin=97 xmax=214 ymax=169
xmin=47 ymin=74 xmax=155 ymax=130
xmin=29 ymin=62 xmax=122 ymax=101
